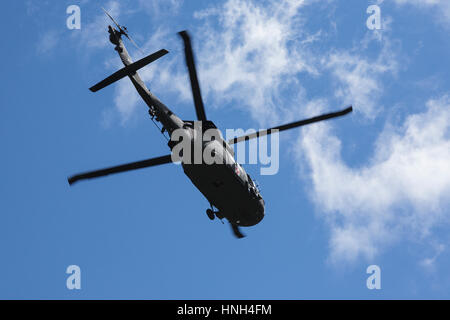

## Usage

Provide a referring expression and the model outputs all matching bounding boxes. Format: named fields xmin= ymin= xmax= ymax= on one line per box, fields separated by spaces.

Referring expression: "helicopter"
xmin=68 ymin=11 xmax=353 ymax=238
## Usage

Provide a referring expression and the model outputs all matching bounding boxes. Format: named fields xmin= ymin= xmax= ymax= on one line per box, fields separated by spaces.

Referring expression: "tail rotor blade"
xmin=102 ymin=7 xmax=121 ymax=30
xmin=124 ymin=33 xmax=144 ymax=55
xmin=178 ymin=30 xmax=207 ymax=122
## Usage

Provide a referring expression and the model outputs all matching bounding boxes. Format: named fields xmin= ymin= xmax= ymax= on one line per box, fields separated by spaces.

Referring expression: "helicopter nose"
xmin=255 ymin=198 xmax=265 ymax=222
xmin=258 ymin=198 xmax=265 ymax=213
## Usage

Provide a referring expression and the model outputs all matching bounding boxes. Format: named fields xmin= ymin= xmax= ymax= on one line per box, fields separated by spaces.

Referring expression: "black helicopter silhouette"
xmin=68 ymin=10 xmax=353 ymax=238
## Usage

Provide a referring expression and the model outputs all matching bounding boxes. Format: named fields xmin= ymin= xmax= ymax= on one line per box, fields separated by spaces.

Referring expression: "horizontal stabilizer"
xmin=89 ymin=49 xmax=169 ymax=92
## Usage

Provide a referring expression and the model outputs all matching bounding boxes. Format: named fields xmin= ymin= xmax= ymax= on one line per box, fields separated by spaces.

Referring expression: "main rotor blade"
xmin=228 ymin=106 xmax=353 ymax=145
xmin=178 ymin=31 xmax=207 ymax=121
xmin=68 ymin=154 xmax=172 ymax=185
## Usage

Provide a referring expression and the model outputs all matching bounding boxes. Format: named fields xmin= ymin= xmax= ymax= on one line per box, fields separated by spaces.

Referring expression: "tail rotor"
xmin=101 ymin=7 xmax=144 ymax=54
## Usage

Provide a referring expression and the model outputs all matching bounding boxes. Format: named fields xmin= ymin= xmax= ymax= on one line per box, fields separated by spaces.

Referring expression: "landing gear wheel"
xmin=206 ymin=209 xmax=215 ymax=220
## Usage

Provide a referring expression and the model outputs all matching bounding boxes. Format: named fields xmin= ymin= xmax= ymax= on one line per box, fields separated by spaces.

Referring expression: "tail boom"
xmin=92 ymin=26 xmax=184 ymax=134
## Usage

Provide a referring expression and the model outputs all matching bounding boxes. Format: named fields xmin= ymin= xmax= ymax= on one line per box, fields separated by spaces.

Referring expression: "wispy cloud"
xmin=137 ymin=0 xmax=183 ymax=16
xmin=193 ymin=0 xmax=317 ymax=125
xmin=394 ymin=0 xmax=450 ymax=28
xmin=36 ymin=30 xmax=59 ymax=54
xmin=420 ymin=242 xmax=445 ymax=271
xmin=324 ymin=37 xmax=398 ymax=119
xmin=75 ymin=0 xmax=121 ymax=50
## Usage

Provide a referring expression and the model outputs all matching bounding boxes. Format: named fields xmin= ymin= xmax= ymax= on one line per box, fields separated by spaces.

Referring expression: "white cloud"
xmin=394 ymin=0 xmax=450 ymax=27
xmin=298 ymin=95 xmax=450 ymax=263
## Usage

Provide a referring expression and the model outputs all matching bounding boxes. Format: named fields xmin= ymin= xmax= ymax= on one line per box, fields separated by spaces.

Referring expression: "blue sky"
xmin=1 ymin=0 xmax=449 ymax=299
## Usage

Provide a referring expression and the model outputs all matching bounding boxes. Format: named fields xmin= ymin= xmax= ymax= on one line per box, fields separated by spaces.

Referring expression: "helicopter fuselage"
xmin=177 ymin=122 xmax=265 ymax=227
